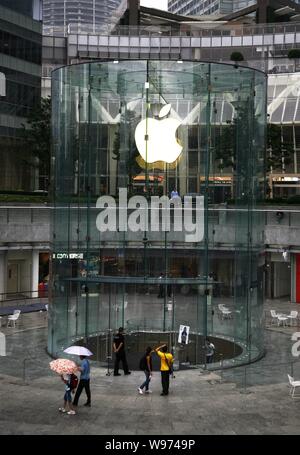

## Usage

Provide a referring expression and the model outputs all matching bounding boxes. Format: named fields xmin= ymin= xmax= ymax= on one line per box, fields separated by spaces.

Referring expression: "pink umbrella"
xmin=49 ymin=358 xmax=78 ymax=375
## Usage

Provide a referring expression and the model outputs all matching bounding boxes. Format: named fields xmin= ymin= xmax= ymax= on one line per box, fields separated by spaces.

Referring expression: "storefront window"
xmin=49 ymin=60 xmax=266 ymax=368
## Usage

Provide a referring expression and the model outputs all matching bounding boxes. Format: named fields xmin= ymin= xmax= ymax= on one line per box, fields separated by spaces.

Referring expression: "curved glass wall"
xmin=49 ymin=60 xmax=266 ymax=368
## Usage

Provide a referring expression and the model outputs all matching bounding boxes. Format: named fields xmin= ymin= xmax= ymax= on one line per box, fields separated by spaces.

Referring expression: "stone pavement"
xmin=0 ymin=299 xmax=300 ymax=435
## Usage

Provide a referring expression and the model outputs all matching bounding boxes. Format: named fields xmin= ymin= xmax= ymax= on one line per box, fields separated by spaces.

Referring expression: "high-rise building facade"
xmin=42 ymin=0 xmax=124 ymax=32
xmin=0 ymin=0 xmax=42 ymax=20
xmin=0 ymin=2 xmax=42 ymax=190
xmin=168 ymin=0 xmax=256 ymax=16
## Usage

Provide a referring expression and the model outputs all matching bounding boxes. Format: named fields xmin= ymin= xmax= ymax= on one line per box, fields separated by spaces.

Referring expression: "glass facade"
xmin=0 ymin=4 xmax=42 ymax=191
xmin=50 ymin=60 xmax=266 ymax=369
xmin=168 ymin=0 xmax=256 ymax=16
xmin=43 ymin=0 xmax=123 ymax=30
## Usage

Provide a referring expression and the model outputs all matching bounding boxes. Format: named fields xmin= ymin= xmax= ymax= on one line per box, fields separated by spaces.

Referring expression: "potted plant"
xmin=287 ymin=48 xmax=300 ymax=71
xmin=230 ymin=51 xmax=244 ymax=64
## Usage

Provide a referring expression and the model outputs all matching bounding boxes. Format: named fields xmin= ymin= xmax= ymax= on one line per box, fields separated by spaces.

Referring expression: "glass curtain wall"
xmin=49 ymin=60 xmax=266 ymax=368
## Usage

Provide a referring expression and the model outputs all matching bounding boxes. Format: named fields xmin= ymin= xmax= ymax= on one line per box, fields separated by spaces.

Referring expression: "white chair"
xmin=218 ymin=304 xmax=227 ymax=319
xmin=277 ymin=315 xmax=289 ymax=327
xmin=220 ymin=308 xmax=232 ymax=319
xmin=288 ymin=311 xmax=298 ymax=326
xmin=288 ymin=374 xmax=300 ymax=397
xmin=270 ymin=310 xmax=278 ymax=325
xmin=7 ymin=310 xmax=21 ymax=327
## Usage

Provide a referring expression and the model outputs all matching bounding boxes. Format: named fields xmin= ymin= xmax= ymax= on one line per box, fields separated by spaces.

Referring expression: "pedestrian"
xmin=113 ymin=327 xmax=131 ymax=376
xmin=155 ymin=344 xmax=174 ymax=396
xmin=59 ymin=373 xmax=77 ymax=415
xmin=73 ymin=355 xmax=91 ymax=407
xmin=138 ymin=346 xmax=153 ymax=395
xmin=205 ymin=337 xmax=215 ymax=364
xmin=170 ymin=188 xmax=179 ymax=199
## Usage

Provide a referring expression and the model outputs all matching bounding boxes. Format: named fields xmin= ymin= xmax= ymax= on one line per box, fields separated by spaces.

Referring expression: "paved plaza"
xmin=0 ymin=298 xmax=300 ymax=435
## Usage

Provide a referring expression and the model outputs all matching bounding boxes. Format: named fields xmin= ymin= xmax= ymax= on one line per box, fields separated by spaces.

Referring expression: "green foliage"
xmin=288 ymin=48 xmax=300 ymax=59
xmin=0 ymin=193 xmax=48 ymax=203
xmin=21 ymin=97 xmax=51 ymax=174
xmin=230 ymin=51 xmax=244 ymax=62
xmin=266 ymin=124 xmax=293 ymax=172
xmin=112 ymin=108 xmax=141 ymax=179
xmin=215 ymin=103 xmax=250 ymax=172
xmin=215 ymin=123 xmax=235 ymax=170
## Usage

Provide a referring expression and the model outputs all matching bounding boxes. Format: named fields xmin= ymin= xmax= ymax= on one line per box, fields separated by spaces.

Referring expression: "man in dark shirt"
xmin=113 ymin=327 xmax=131 ymax=376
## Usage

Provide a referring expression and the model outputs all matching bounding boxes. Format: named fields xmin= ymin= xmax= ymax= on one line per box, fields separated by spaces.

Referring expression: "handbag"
xmin=164 ymin=353 xmax=173 ymax=376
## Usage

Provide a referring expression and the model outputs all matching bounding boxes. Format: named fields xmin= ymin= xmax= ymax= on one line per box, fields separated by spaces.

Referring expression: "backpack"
xmin=70 ymin=373 xmax=78 ymax=390
xmin=139 ymin=354 xmax=147 ymax=371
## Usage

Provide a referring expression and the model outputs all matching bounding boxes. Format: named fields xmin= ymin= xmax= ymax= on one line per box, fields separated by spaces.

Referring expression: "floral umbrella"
xmin=49 ymin=358 xmax=78 ymax=375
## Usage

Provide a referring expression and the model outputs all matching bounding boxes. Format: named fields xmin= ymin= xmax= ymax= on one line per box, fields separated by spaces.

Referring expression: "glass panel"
xmin=50 ymin=61 xmax=266 ymax=370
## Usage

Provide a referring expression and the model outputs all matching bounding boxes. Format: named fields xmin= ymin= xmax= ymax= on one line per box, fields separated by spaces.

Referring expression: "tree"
xmin=287 ymin=48 xmax=300 ymax=71
xmin=266 ymin=123 xmax=293 ymax=172
xmin=21 ymin=96 xmax=51 ymax=177
xmin=215 ymin=122 xmax=235 ymax=171
xmin=112 ymin=108 xmax=141 ymax=194
xmin=287 ymin=48 xmax=300 ymax=59
xmin=230 ymin=51 xmax=244 ymax=62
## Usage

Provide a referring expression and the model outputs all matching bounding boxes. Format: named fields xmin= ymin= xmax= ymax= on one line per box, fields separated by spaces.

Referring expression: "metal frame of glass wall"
xmin=49 ymin=60 xmax=266 ymax=368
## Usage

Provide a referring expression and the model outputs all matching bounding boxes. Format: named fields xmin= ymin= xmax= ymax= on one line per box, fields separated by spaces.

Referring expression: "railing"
xmin=0 ymin=174 xmax=49 ymax=193
xmin=43 ymin=20 xmax=300 ymax=38
xmin=0 ymin=293 xmax=48 ymax=309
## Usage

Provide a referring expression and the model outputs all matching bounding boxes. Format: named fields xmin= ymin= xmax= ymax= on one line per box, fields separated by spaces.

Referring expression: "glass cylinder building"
xmin=49 ymin=60 xmax=266 ymax=369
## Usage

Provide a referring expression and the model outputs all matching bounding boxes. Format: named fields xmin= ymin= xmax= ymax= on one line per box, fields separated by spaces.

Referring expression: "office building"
xmin=0 ymin=2 xmax=42 ymax=191
xmin=42 ymin=0 xmax=125 ymax=34
xmin=168 ymin=0 xmax=255 ymax=16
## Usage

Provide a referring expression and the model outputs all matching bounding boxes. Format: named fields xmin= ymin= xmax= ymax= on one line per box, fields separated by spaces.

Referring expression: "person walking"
xmin=205 ymin=337 xmax=215 ymax=364
xmin=73 ymin=355 xmax=91 ymax=407
xmin=113 ymin=327 xmax=131 ymax=376
xmin=138 ymin=346 xmax=153 ymax=395
xmin=155 ymin=344 xmax=174 ymax=396
xmin=59 ymin=373 xmax=77 ymax=415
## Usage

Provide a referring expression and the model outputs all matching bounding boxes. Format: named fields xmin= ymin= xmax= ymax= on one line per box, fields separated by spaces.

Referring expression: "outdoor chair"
xmin=7 ymin=309 xmax=21 ymax=327
xmin=277 ymin=315 xmax=289 ymax=326
xmin=288 ymin=311 xmax=298 ymax=326
xmin=220 ymin=308 xmax=232 ymax=320
xmin=218 ymin=304 xmax=227 ymax=319
xmin=270 ymin=310 xmax=278 ymax=325
xmin=288 ymin=374 xmax=300 ymax=398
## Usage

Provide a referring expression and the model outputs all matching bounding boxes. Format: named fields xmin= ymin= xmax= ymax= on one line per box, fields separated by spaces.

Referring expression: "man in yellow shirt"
xmin=155 ymin=344 xmax=174 ymax=396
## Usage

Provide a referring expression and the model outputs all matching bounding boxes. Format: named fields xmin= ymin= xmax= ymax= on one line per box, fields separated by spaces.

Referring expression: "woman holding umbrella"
xmin=49 ymin=358 xmax=78 ymax=415
xmin=59 ymin=373 xmax=77 ymax=415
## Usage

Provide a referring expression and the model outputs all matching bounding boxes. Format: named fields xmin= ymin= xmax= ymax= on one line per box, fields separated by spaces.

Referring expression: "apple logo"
xmin=134 ymin=104 xmax=183 ymax=164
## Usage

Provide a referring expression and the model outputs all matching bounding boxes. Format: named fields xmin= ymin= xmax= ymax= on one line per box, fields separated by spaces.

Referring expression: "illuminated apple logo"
xmin=135 ymin=104 xmax=182 ymax=164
